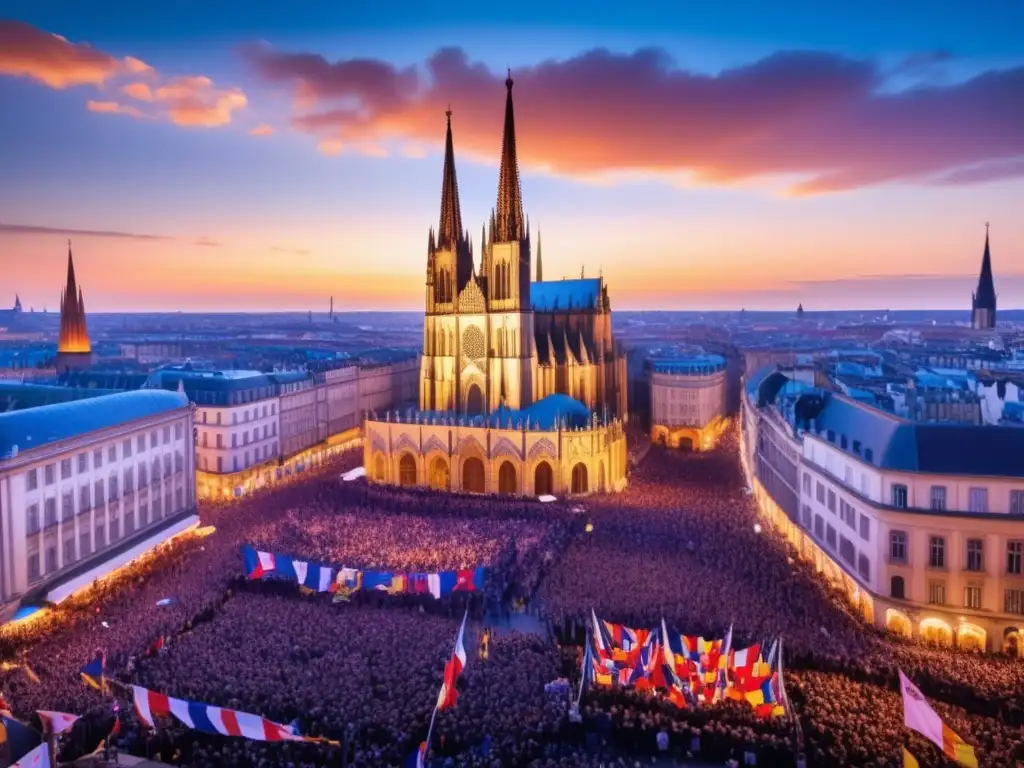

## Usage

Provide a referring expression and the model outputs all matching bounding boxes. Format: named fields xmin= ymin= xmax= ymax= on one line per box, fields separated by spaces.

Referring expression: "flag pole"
xmin=423 ymin=607 xmax=469 ymax=765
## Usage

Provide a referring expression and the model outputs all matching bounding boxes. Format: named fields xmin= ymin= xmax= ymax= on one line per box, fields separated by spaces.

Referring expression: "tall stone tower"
xmin=971 ymin=224 xmax=996 ymax=330
xmin=56 ymin=240 xmax=93 ymax=370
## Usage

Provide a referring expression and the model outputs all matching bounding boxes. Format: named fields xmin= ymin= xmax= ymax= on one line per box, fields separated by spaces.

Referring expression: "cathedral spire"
xmin=971 ymin=222 xmax=996 ymax=329
xmin=437 ymin=107 xmax=464 ymax=252
xmin=536 ymin=229 xmax=543 ymax=282
xmin=494 ymin=71 xmax=525 ymax=243
xmin=58 ymin=239 xmax=91 ymax=354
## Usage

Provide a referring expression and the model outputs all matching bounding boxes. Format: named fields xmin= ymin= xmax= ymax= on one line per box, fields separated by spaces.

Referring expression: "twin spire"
xmin=58 ymin=239 xmax=91 ymax=354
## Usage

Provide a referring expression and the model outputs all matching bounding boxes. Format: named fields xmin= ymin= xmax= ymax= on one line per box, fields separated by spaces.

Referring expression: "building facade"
xmin=742 ymin=366 xmax=1024 ymax=655
xmin=648 ymin=355 xmax=728 ymax=450
xmin=367 ymin=77 xmax=627 ymax=497
xmin=0 ymin=388 xmax=195 ymax=608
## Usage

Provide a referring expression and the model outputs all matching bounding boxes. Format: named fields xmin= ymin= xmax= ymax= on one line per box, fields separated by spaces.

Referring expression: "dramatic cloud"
xmin=0 ymin=20 xmax=123 ymax=88
xmin=1 ymin=21 xmax=245 ymax=129
xmin=86 ymin=100 xmax=146 ymax=119
xmin=247 ymin=44 xmax=1024 ymax=193
xmin=250 ymin=122 xmax=275 ymax=136
xmin=0 ymin=223 xmax=169 ymax=240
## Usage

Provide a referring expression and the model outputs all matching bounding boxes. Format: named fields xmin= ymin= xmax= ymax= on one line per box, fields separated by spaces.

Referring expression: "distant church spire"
xmin=13 ymin=294 xmax=21 ymax=312
xmin=971 ymin=222 xmax=996 ymax=329
xmin=536 ymin=229 xmax=543 ymax=282
xmin=58 ymin=239 xmax=91 ymax=354
xmin=494 ymin=71 xmax=525 ymax=243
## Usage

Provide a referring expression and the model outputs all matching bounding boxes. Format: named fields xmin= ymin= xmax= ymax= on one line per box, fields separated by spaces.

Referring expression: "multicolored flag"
xmin=436 ymin=612 xmax=468 ymax=710
xmin=899 ymin=670 xmax=978 ymax=768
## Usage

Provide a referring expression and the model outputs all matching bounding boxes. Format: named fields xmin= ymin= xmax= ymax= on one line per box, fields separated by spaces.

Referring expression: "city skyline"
xmin=1 ymin=1 xmax=1022 ymax=313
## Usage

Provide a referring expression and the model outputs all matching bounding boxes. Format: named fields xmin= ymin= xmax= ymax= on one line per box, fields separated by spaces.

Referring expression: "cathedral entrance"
xmin=428 ymin=457 xmax=450 ymax=490
xmin=462 ymin=457 xmax=485 ymax=493
xmin=498 ymin=461 xmax=517 ymax=495
xmin=534 ymin=462 xmax=554 ymax=496
xmin=399 ymin=454 xmax=417 ymax=486
xmin=466 ymin=384 xmax=485 ymax=416
xmin=373 ymin=455 xmax=385 ymax=482
xmin=571 ymin=463 xmax=589 ymax=494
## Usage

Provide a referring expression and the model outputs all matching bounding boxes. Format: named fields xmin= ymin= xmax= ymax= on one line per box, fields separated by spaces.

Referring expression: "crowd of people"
xmin=1 ymin=430 xmax=1023 ymax=766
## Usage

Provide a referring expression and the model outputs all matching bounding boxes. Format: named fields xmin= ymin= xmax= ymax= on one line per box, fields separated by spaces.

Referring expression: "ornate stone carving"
xmin=567 ymin=435 xmax=589 ymax=459
xmin=456 ymin=435 xmax=485 ymax=456
xmin=393 ymin=432 xmax=419 ymax=455
xmin=370 ymin=432 xmax=387 ymax=456
xmin=527 ymin=438 xmax=557 ymax=461
xmin=490 ymin=436 xmax=521 ymax=459
xmin=458 ymin=279 xmax=485 ymax=314
xmin=461 ymin=325 xmax=486 ymax=365
xmin=422 ymin=435 xmax=448 ymax=456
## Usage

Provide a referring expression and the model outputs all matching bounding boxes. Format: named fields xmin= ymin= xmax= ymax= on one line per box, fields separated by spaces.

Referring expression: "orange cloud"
xmin=154 ymin=76 xmax=247 ymax=127
xmin=247 ymin=45 xmax=1024 ymax=193
xmin=86 ymin=100 xmax=145 ymax=119
xmin=124 ymin=56 xmax=153 ymax=75
xmin=317 ymin=139 xmax=344 ymax=156
xmin=0 ymin=20 xmax=122 ymax=88
xmin=122 ymin=81 xmax=154 ymax=101
xmin=249 ymin=122 xmax=275 ymax=136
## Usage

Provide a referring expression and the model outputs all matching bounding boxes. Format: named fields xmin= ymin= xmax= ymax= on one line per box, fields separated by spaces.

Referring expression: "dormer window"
xmin=864 ymin=447 xmax=874 ymax=463
xmin=853 ymin=440 xmax=861 ymax=455
xmin=827 ymin=429 xmax=836 ymax=443
xmin=840 ymin=435 xmax=848 ymax=450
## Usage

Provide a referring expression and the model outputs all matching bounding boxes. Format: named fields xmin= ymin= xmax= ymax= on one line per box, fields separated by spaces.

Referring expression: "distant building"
xmin=742 ymin=366 xmax=1024 ymax=656
xmin=971 ymin=225 xmax=996 ymax=330
xmin=0 ymin=384 xmax=196 ymax=610
xmin=56 ymin=242 xmax=93 ymax=370
xmin=648 ymin=355 xmax=728 ymax=450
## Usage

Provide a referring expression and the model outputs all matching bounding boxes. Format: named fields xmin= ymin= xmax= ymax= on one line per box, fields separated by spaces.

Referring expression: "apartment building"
xmin=647 ymin=355 xmax=728 ymax=451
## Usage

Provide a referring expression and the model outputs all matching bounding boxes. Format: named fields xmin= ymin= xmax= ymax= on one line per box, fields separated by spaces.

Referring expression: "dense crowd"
xmin=1 ymin=430 xmax=1023 ymax=767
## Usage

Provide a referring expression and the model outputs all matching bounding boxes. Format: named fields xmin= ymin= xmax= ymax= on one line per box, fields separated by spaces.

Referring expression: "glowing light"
xmin=753 ymin=523 xmax=762 ymax=534
xmin=585 ymin=522 xmax=594 ymax=533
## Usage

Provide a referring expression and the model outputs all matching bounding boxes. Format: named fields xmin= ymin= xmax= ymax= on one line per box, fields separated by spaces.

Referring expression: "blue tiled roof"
xmin=531 ymin=279 xmax=601 ymax=312
xmin=405 ymin=394 xmax=593 ymax=431
xmin=0 ymin=390 xmax=188 ymax=458
xmin=649 ymin=355 xmax=726 ymax=375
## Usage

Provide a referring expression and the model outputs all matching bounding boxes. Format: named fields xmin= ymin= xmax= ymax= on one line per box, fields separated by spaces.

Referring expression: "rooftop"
xmin=531 ymin=278 xmax=601 ymax=312
xmin=0 ymin=389 xmax=188 ymax=458
xmin=649 ymin=355 xmax=726 ymax=375
xmin=406 ymin=393 xmax=593 ymax=431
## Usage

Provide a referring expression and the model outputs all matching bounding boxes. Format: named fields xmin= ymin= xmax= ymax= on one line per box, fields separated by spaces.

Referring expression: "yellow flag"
xmin=903 ymin=748 xmax=919 ymax=768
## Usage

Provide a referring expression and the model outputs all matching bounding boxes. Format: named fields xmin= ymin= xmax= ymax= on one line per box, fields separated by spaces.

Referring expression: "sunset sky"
xmin=1 ymin=1 xmax=1022 ymax=313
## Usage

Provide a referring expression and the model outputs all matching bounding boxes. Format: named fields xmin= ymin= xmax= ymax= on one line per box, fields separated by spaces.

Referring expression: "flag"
xmin=132 ymin=685 xmax=171 ymax=729
xmin=248 ymin=551 xmax=276 ymax=579
xmin=903 ymin=748 xmax=919 ymax=768
xmin=36 ymin=711 xmax=79 ymax=736
xmin=10 ymin=742 xmax=49 ymax=768
xmin=713 ymin=624 xmax=733 ymax=703
xmin=1 ymin=715 xmax=43 ymax=764
xmin=899 ymin=670 xmax=978 ymax=768
xmin=437 ymin=612 xmax=468 ymax=710
xmin=0 ymin=693 xmax=9 ymax=714
xmin=79 ymin=653 xmax=105 ymax=692
xmin=406 ymin=741 xmax=427 ymax=768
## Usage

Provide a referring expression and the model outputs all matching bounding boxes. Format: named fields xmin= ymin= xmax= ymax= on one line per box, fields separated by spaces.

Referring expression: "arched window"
xmin=498 ymin=461 xmax=517 ymax=495
xmin=399 ymin=454 xmax=417 ymax=486
xmin=534 ymin=462 xmax=554 ymax=496
xmin=890 ymin=575 xmax=905 ymax=599
xmin=571 ymin=463 xmax=588 ymax=494
xmin=462 ymin=457 xmax=485 ymax=493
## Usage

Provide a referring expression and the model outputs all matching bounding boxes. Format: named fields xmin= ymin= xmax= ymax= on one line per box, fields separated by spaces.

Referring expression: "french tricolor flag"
xmin=133 ymin=685 xmax=171 ymax=728
xmin=248 ymin=551 xmax=276 ymax=579
xmin=436 ymin=611 xmax=468 ymax=710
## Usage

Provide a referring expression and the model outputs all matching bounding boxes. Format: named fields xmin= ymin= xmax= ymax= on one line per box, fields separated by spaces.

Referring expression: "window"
xmin=890 ymin=531 xmax=907 ymax=563
xmin=857 ymin=554 xmax=870 ymax=580
xmin=153 ymin=496 xmax=162 ymax=519
xmin=232 ymin=434 xmax=238 ymax=449
xmin=826 ymin=429 xmax=835 ymax=443
xmin=175 ymin=487 xmax=184 ymax=511
xmin=826 ymin=524 xmax=837 ymax=549
xmin=1012 ymin=490 xmax=1024 ymax=516
xmin=139 ymin=504 xmax=148 ymax=527
xmin=125 ymin=509 xmax=135 ymax=535
xmin=217 ymin=456 xmax=223 ymax=473
xmin=853 ymin=439 xmax=861 ymax=455
xmin=26 ymin=504 xmax=40 ymax=534
xmin=840 ymin=435 xmax=848 ymax=450
xmin=123 ymin=439 xmax=132 ymax=458
xmin=61 ymin=491 xmax=74 ymax=521
xmin=891 ymin=575 xmax=905 ymax=599
xmin=108 ymin=445 xmax=116 ymax=463
xmin=28 ymin=553 xmax=40 ymax=582
xmin=891 ymin=484 xmax=908 ymax=509
xmin=968 ymin=487 xmax=988 ymax=513
xmin=164 ymin=492 xmax=171 ymax=516
xmin=216 ymin=412 xmax=222 ymax=425
xmin=858 ymin=513 xmax=870 ymax=541
xmin=927 ymin=581 xmax=946 ymax=605
xmin=45 ymin=464 xmax=55 ymax=485
xmin=1008 ymin=541 xmax=1024 ymax=576
xmin=272 ymin=403 xmax=276 ymax=415
xmin=233 ymin=456 xmax=239 ymax=471
xmin=801 ymin=505 xmax=812 ymax=528
xmin=964 ymin=586 xmax=982 ymax=610
xmin=139 ymin=463 xmax=148 ymax=486
xmin=77 ymin=453 xmax=88 ymax=473
xmin=44 ymin=498 xmax=57 ymax=527
xmin=844 ymin=465 xmax=853 ymax=485
xmin=63 ymin=537 xmax=76 ymax=566
xmin=216 ymin=434 xmax=223 ymax=449
xmin=175 ymin=453 xmax=183 ymax=473
xmin=80 ymin=532 xmax=91 ymax=557
xmin=244 ymin=451 xmax=250 ymax=468
xmin=163 ymin=455 xmax=171 ymax=477
xmin=929 ymin=536 xmax=946 ymax=568
xmin=27 ymin=468 xmax=38 ymax=491
xmin=60 ymin=459 xmax=72 ymax=480
xmin=79 ymin=484 xmax=91 ymax=512
xmin=816 ymin=482 xmax=825 ymax=503
xmin=243 ymin=431 xmax=249 ymax=446
xmin=95 ymin=522 xmax=105 ymax=549
xmin=93 ymin=478 xmax=104 ymax=508
xmin=93 ymin=448 xmax=103 ymax=468
xmin=966 ymin=539 xmax=984 ymax=572
xmin=163 ymin=426 xmax=171 ymax=444
xmin=175 ymin=423 xmax=183 ymax=440
xmin=108 ymin=475 xmax=119 ymax=501
xmin=151 ymin=431 xmax=158 ymax=448
xmin=138 ymin=435 xmax=146 ymax=452
xmin=930 ymin=486 xmax=947 ymax=511
xmin=839 ymin=536 xmax=855 ymax=565
xmin=110 ymin=516 xmax=120 ymax=542
xmin=45 ymin=546 xmax=57 ymax=574
xmin=827 ymin=490 xmax=836 ymax=513
xmin=1005 ymin=589 xmax=1024 ymax=615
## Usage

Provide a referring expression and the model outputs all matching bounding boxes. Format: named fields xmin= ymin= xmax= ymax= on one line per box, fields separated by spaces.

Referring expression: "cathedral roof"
xmin=531 ymin=278 xmax=602 ymax=312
